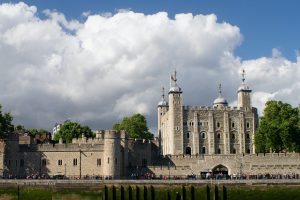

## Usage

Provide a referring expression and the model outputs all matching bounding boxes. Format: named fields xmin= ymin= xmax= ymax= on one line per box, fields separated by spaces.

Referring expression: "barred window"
xmin=73 ymin=158 xmax=77 ymax=166
xmin=58 ymin=160 xmax=62 ymax=166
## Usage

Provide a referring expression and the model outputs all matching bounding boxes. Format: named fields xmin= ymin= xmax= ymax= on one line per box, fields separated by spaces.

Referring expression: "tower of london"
xmin=158 ymin=70 xmax=258 ymax=156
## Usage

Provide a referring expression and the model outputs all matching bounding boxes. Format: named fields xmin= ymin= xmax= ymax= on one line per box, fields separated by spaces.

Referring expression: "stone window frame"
xmin=97 ymin=158 xmax=101 ymax=166
xmin=73 ymin=158 xmax=78 ymax=166
xmin=246 ymin=122 xmax=250 ymax=128
xmin=58 ymin=159 xmax=63 ymax=166
xmin=201 ymin=131 xmax=206 ymax=139
xmin=186 ymin=131 xmax=190 ymax=139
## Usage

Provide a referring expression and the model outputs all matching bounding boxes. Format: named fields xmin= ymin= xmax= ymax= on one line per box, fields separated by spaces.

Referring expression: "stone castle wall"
xmin=149 ymin=153 xmax=300 ymax=177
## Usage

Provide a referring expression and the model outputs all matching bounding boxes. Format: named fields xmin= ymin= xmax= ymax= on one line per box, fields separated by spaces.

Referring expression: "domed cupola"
xmin=213 ymin=84 xmax=228 ymax=108
xmin=158 ymin=87 xmax=168 ymax=107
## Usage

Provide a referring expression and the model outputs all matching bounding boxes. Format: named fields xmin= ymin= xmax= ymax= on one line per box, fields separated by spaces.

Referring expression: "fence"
xmin=103 ymin=185 xmax=227 ymax=200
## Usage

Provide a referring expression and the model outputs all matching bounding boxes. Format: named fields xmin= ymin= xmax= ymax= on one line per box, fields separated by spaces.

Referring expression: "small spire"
xmin=161 ymin=86 xmax=165 ymax=100
xmin=218 ymin=83 xmax=222 ymax=97
xmin=170 ymin=69 xmax=178 ymax=87
xmin=241 ymin=69 xmax=246 ymax=83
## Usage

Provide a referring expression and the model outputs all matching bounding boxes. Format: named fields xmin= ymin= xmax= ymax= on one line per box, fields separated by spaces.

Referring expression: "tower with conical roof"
xmin=237 ymin=69 xmax=252 ymax=109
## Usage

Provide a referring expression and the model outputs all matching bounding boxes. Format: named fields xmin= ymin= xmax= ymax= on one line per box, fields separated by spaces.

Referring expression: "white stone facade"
xmin=158 ymin=72 xmax=258 ymax=156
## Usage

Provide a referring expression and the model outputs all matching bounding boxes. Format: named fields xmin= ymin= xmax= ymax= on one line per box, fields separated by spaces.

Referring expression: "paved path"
xmin=0 ymin=179 xmax=300 ymax=187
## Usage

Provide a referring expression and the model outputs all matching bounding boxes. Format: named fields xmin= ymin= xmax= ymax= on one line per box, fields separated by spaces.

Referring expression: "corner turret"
xmin=237 ymin=69 xmax=252 ymax=109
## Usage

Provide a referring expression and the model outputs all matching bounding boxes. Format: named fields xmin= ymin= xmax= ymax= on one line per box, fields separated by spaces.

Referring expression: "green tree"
xmin=112 ymin=113 xmax=153 ymax=139
xmin=255 ymin=100 xmax=300 ymax=153
xmin=28 ymin=128 xmax=49 ymax=137
xmin=0 ymin=104 xmax=14 ymax=138
xmin=54 ymin=121 xmax=93 ymax=143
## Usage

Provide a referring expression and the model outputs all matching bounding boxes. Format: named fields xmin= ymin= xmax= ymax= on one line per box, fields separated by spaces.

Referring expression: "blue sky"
xmin=1 ymin=1 xmax=300 ymax=132
xmin=7 ymin=0 xmax=300 ymax=61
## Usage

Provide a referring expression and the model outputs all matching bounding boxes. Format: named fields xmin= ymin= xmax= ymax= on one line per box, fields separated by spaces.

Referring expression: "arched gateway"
xmin=212 ymin=164 xmax=229 ymax=177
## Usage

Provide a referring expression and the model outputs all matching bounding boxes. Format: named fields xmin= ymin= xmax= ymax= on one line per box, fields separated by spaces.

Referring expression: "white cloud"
xmin=0 ymin=2 xmax=299 ymax=134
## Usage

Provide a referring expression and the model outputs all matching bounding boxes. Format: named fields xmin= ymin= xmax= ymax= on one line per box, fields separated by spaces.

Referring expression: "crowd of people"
xmin=3 ymin=172 xmax=300 ymax=180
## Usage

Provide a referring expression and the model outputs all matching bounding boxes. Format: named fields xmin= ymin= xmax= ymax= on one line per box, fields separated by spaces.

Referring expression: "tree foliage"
xmin=255 ymin=100 xmax=300 ymax=153
xmin=113 ymin=113 xmax=153 ymax=139
xmin=54 ymin=121 xmax=93 ymax=143
xmin=0 ymin=104 xmax=14 ymax=138
xmin=28 ymin=128 xmax=49 ymax=137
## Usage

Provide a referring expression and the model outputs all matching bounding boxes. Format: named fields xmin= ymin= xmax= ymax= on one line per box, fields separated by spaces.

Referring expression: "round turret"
xmin=103 ymin=130 xmax=121 ymax=179
xmin=237 ymin=69 xmax=252 ymax=108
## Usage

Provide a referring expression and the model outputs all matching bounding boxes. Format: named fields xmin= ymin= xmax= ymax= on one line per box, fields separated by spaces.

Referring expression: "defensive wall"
xmin=148 ymin=153 xmax=300 ymax=177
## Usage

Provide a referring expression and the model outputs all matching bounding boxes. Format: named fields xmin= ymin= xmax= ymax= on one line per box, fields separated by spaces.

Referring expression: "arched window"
xmin=202 ymin=147 xmax=206 ymax=154
xmin=201 ymin=132 xmax=206 ymax=139
xmin=232 ymin=122 xmax=235 ymax=128
xmin=246 ymin=122 xmax=250 ymax=128
xmin=217 ymin=148 xmax=221 ymax=154
xmin=217 ymin=122 xmax=220 ymax=128
xmin=186 ymin=132 xmax=190 ymax=139
xmin=185 ymin=147 xmax=191 ymax=155
xmin=217 ymin=133 xmax=221 ymax=139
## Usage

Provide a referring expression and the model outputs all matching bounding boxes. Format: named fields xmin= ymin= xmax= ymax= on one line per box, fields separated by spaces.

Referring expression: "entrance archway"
xmin=185 ymin=147 xmax=191 ymax=155
xmin=212 ymin=164 xmax=229 ymax=179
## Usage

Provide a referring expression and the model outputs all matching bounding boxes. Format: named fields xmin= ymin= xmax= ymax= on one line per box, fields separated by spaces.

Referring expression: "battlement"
xmin=18 ymin=142 xmax=104 ymax=152
xmin=183 ymin=105 xmax=256 ymax=112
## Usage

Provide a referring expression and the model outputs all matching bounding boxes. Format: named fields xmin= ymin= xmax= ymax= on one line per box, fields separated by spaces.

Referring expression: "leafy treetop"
xmin=255 ymin=100 xmax=300 ymax=153
xmin=0 ymin=104 xmax=14 ymax=138
xmin=113 ymin=113 xmax=153 ymax=139
xmin=54 ymin=120 xmax=93 ymax=143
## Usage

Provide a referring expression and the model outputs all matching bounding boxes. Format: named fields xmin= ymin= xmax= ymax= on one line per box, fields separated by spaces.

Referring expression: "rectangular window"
xmin=73 ymin=158 xmax=77 ymax=166
xmin=73 ymin=159 xmax=76 ymax=166
xmin=20 ymin=159 xmax=24 ymax=167
xmin=97 ymin=158 xmax=101 ymax=166
xmin=58 ymin=159 xmax=62 ymax=166
xmin=108 ymin=157 xmax=110 ymax=164
xmin=42 ymin=159 xmax=47 ymax=166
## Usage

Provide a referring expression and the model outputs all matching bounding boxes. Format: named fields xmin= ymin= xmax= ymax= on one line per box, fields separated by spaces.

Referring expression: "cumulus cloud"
xmin=0 ymin=2 xmax=298 ymax=134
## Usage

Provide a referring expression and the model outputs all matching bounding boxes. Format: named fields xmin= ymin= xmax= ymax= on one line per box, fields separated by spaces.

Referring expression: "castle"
xmin=158 ymin=70 xmax=258 ymax=156
xmin=1 ymin=71 xmax=300 ymax=179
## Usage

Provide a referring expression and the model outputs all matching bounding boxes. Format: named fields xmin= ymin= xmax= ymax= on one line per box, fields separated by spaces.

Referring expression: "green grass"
xmin=0 ymin=185 xmax=300 ymax=200
xmin=0 ymin=187 xmax=102 ymax=200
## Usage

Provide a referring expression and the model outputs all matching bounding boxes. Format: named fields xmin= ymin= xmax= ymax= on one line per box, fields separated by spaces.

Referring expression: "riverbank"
xmin=1 ymin=179 xmax=300 ymax=188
